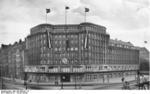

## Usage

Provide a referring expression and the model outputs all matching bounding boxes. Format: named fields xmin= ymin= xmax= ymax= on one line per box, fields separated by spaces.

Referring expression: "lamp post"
xmin=74 ymin=74 xmax=76 ymax=89
xmin=0 ymin=43 xmax=3 ymax=89
xmin=61 ymin=81 xmax=63 ymax=89
xmin=61 ymin=75 xmax=64 ymax=89
xmin=137 ymin=70 xmax=140 ymax=89
xmin=137 ymin=46 xmax=141 ymax=90
xmin=24 ymin=72 xmax=27 ymax=89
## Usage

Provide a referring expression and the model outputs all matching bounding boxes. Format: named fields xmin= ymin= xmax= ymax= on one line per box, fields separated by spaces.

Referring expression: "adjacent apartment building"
xmin=0 ymin=40 xmax=26 ymax=80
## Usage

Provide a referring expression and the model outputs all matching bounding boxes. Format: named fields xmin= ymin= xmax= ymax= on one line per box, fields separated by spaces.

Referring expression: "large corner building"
xmin=24 ymin=22 xmax=139 ymax=84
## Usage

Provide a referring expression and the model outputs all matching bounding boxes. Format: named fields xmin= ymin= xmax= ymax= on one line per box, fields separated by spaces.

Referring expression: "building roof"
xmin=137 ymin=47 xmax=150 ymax=53
xmin=32 ymin=22 xmax=106 ymax=29
xmin=109 ymin=39 xmax=134 ymax=47
xmin=134 ymin=47 xmax=149 ymax=52
xmin=30 ymin=22 xmax=107 ymax=35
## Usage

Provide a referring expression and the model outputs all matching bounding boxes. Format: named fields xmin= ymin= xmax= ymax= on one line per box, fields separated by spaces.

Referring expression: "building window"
xmin=54 ymin=48 xmax=58 ymax=51
xmin=43 ymin=40 xmax=46 ymax=44
xmin=70 ymin=47 xmax=74 ymax=51
xmin=93 ymin=75 xmax=97 ymax=79
xmin=74 ymin=47 xmax=78 ymax=51
xmin=43 ymin=34 xmax=46 ymax=38
xmin=47 ymin=53 xmax=50 ymax=57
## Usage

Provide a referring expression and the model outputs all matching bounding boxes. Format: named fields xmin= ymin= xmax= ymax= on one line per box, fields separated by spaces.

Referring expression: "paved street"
xmin=1 ymin=80 xmax=146 ymax=90
xmin=1 ymin=75 xmax=149 ymax=90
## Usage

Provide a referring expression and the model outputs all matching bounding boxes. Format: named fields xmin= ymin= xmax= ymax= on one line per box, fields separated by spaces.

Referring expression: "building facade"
xmin=0 ymin=44 xmax=11 ymax=78
xmin=24 ymin=23 xmax=139 ymax=84
xmin=7 ymin=41 xmax=26 ymax=80
xmin=107 ymin=39 xmax=139 ymax=83
xmin=138 ymin=47 xmax=149 ymax=71
xmin=0 ymin=41 xmax=26 ymax=80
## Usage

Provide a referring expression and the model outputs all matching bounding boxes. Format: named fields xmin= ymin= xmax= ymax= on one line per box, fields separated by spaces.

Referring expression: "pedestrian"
xmin=121 ymin=77 xmax=125 ymax=82
xmin=55 ymin=81 xmax=58 ymax=86
xmin=140 ymin=75 xmax=146 ymax=90
xmin=121 ymin=77 xmax=126 ymax=90
xmin=122 ymin=81 xmax=127 ymax=90
xmin=126 ymin=82 xmax=130 ymax=90
xmin=138 ymin=75 xmax=143 ymax=89
xmin=142 ymin=76 xmax=148 ymax=89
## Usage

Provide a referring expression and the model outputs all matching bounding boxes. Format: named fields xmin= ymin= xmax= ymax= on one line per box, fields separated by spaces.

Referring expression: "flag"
xmin=65 ymin=6 xmax=69 ymax=10
xmin=46 ymin=30 xmax=51 ymax=48
xmin=46 ymin=8 xmax=50 ymax=13
xmin=144 ymin=41 xmax=148 ymax=44
xmin=84 ymin=30 xmax=88 ymax=48
xmin=85 ymin=8 xmax=89 ymax=12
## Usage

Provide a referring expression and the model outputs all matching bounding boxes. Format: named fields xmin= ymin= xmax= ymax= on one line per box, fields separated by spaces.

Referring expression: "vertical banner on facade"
xmin=66 ymin=39 xmax=70 ymax=50
xmin=84 ymin=30 xmax=88 ymax=49
xmin=46 ymin=30 xmax=51 ymax=48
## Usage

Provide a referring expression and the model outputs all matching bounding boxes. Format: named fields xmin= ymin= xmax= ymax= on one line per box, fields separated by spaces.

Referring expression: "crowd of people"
xmin=138 ymin=75 xmax=149 ymax=90
xmin=121 ymin=75 xmax=149 ymax=90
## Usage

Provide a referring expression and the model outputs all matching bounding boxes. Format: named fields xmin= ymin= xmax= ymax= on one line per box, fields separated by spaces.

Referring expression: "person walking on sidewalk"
xmin=121 ymin=76 xmax=130 ymax=90
xmin=122 ymin=77 xmax=127 ymax=90
xmin=123 ymin=81 xmax=130 ymax=90
xmin=126 ymin=82 xmax=130 ymax=90
xmin=121 ymin=77 xmax=125 ymax=82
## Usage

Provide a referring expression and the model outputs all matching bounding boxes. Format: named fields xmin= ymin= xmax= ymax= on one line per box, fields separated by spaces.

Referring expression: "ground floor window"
xmin=73 ymin=75 xmax=81 ymax=82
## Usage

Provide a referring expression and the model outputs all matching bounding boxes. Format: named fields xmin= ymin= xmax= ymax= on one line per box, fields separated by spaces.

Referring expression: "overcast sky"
xmin=0 ymin=0 xmax=149 ymax=50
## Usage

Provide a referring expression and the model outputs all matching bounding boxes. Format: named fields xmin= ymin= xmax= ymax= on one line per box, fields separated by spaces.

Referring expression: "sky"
xmin=0 ymin=0 xmax=150 ymax=50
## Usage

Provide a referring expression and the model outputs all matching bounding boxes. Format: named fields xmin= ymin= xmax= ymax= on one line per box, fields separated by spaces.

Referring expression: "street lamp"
xmin=75 ymin=74 xmax=77 ymax=89
xmin=24 ymin=72 xmax=27 ymax=89
xmin=61 ymin=75 xmax=65 ymax=89
xmin=137 ymin=70 xmax=140 ymax=89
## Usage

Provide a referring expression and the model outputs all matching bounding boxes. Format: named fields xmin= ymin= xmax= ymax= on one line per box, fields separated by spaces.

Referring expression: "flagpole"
xmin=65 ymin=9 xmax=66 ymax=25
xmin=46 ymin=12 xmax=47 ymax=23
xmin=65 ymin=6 xmax=68 ymax=52
xmin=84 ymin=8 xmax=89 ymax=22
xmin=85 ymin=11 xmax=86 ymax=22
xmin=65 ymin=7 xmax=68 ymax=25
xmin=46 ymin=8 xmax=50 ymax=23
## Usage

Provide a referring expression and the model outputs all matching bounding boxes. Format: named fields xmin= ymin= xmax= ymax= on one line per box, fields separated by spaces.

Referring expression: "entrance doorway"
xmin=61 ymin=74 xmax=70 ymax=82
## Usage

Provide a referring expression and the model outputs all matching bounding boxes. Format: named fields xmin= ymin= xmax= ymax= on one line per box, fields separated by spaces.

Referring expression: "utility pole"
xmin=61 ymin=76 xmax=64 ymax=89
xmin=75 ymin=74 xmax=77 ymax=89
xmin=137 ymin=45 xmax=141 ymax=90
xmin=137 ymin=70 xmax=140 ymax=89
xmin=1 ymin=64 xmax=3 ymax=89
xmin=24 ymin=72 xmax=27 ymax=89
xmin=61 ymin=81 xmax=63 ymax=89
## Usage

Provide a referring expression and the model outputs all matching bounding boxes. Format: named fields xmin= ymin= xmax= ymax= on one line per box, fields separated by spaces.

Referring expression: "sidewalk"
xmin=4 ymin=83 xmax=26 ymax=90
xmin=2 ymin=76 xmax=137 ymax=85
xmin=2 ymin=77 xmax=138 ymax=90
